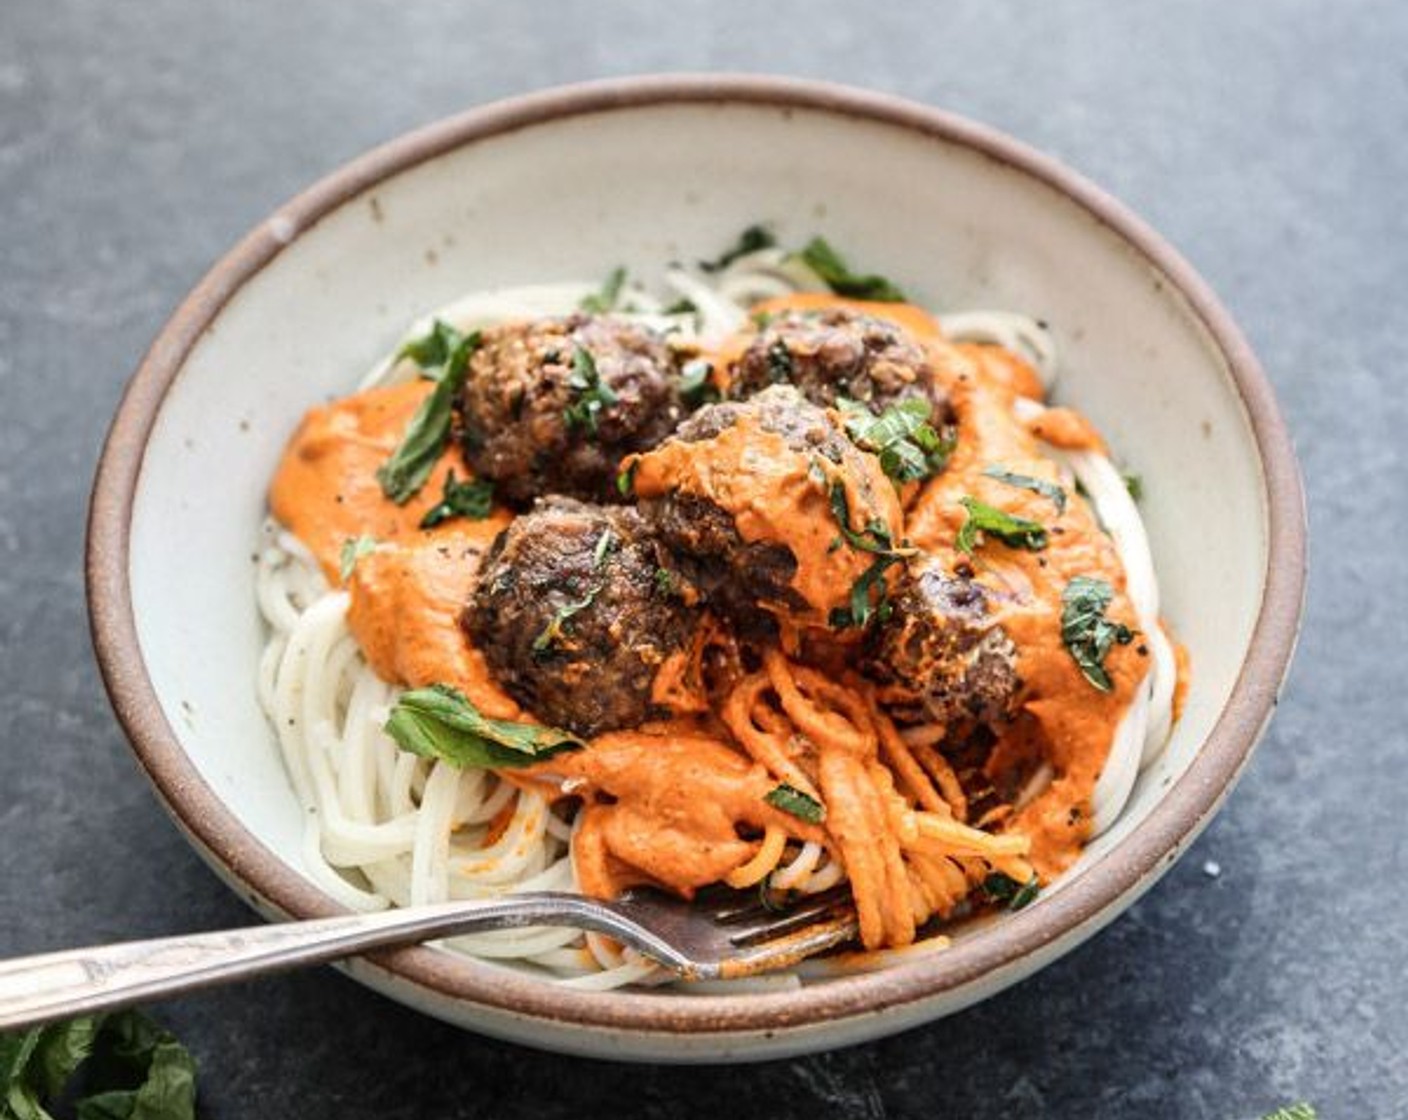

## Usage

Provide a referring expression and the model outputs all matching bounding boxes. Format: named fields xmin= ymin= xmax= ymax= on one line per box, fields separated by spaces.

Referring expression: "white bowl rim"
xmin=86 ymin=73 xmax=1307 ymax=1038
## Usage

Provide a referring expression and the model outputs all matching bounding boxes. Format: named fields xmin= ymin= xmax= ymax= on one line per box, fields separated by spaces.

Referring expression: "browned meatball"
xmin=462 ymin=498 xmax=699 ymax=736
xmin=630 ymin=385 xmax=904 ymax=633
xmin=457 ymin=314 xmax=683 ymax=507
xmin=864 ymin=564 xmax=1019 ymax=727
xmin=728 ymin=307 xmax=949 ymax=415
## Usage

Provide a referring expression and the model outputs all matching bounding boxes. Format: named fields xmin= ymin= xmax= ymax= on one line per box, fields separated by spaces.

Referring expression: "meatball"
xmin=863 ymin=563 xmax=1019 ymax=727
xmin=457 ymin=314 xmax=683 ymax=507
xmin=462 ymin=498 xmax=699 ymax=736
xmin=629 ymin=384 xmax=904 ymax=632
xmin=728 ymin=307 xmax=949 ymax=416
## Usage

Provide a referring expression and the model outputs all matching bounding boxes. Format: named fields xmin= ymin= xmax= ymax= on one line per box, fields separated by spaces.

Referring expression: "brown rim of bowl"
xmin=86 ymin=73 xmax=1306 ymax=1037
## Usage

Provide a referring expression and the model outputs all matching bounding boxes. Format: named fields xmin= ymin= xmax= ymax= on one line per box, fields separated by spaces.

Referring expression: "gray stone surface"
xmin=0 ymin=0 xmax=1402 ymax=1116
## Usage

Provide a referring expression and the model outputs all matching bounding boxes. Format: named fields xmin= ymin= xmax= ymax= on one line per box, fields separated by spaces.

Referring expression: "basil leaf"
xmin=825 ymin=480 xmax=909 ymax=556
xmin=842 ymin=397 xmax=955 ymax=484
xmin=982 ymin=465 xmax=1068 ymax=513
xmin=2 ymin=1012 xmax=197 ymax=1120
xmin=829 ymin=553 xmax=903 ymax=630
xmin=531 ymin=587 xmax=600 ymax=656
xmin=418 ymin=470 xmax=494 ymax=529
xmin=796 ymin=237 xmax=907 ymax=302
xmin=822 ymin=475 xmax=911 ymax=630
xmin=384 ymin=684 xmax=583 ymax=768
xmin=376 ymin=330 xmax=481 ymax=503
xmin=76 ymin=1036 xmax=197 ymax=1120
xmin=955 ymin=497 xmax=1048 ymax=555
xmin=562 ymin=346 xmax=619 ymax=436
xmin=397 ymin=319 xmax=463 ymax=372
xmin=616 ymin=460 xmax=636 ymax=498
xmin=982 ymin=872 xmax=1040 ymax=911
xmin=592 ymin=529 xmax=616 ymax=569
xmin=700 ymin=224 xmax=777 ymax=272
xmin=579 ymin=266 xmax=627 ymax=314
xmin=678 ymin=358 xmax=719 ymax=408
xmin=1060 ymin=575 xmax=1135 ymax=692
xmin=338 ymin=535 xmax=377 ymax=582
xmin=764 ymin=783 xmax=827 ymax=824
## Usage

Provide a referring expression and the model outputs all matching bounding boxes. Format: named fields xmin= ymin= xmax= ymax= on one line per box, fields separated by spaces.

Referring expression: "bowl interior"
xmin=124 ymin=95 xmax=1267 ymax=999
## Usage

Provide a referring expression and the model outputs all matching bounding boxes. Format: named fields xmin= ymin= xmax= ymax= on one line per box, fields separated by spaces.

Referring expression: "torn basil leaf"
xmin=764 ymin=783 xmax=827 ymax=824
xmin=842 ymin=397 xmax=955 ymax=484
xmin=795 ymin=237 xmax=907 ymax=302
xmin=376 ymin=329 xmax=481 ymax=503
xmin=397 ymin=319 xmax=464 ymax=373
xmin=0 ymin=1011 xmax=198 ymax=1120
xmin=679 ymin=358 xmax=719 ymax=408
xmin=562 ymin=345 xmax=619 ymax=436
xmin=982 ymin=465 xmax=1068 ymax=513
xmin=579 ymin=266 xmax=627 ymax=314
xmin=1060 ymin=575 xmax=1135 ymax=692
xmin=982 ymin=872 xmax=1040 ymax=911
xmin=339 ymin=535 xmax=377 ymax=582
xmin=955 ymin=497 xmax=1048 ymax=555
xmin=384 ymin=684 xmax=583 ymax=769
xmin=419 ymin=470 xmax=494 ymax=529
xmin=700 ymin=224 xmax=777 ymax=272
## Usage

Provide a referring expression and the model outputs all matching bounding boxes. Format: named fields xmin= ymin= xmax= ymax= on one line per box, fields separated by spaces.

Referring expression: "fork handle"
xmin=0 ymin=893 xmax=648 ymax=1031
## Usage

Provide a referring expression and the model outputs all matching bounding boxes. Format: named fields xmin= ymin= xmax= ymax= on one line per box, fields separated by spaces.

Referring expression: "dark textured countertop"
xmin=2 ymin=2 xmax=1402 ymax=1116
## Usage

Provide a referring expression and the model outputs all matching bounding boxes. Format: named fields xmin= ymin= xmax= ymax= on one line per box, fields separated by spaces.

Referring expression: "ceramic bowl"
xmin=87 ymin=75 xmax=1305 ymax=1062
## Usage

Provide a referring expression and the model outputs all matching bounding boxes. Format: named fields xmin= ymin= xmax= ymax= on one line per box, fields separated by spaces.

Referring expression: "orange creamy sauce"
xmin=268 ymin=295 xmax=1154 ymax=898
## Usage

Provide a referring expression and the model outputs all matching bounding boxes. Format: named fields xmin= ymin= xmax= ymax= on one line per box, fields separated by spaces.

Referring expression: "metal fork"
xmin=0 ymin=888 xmax=858 ymax=1031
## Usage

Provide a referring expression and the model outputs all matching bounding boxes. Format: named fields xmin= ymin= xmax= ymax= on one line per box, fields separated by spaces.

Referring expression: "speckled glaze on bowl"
xmin=86 ymin=75 xmax=1305 ymax=1062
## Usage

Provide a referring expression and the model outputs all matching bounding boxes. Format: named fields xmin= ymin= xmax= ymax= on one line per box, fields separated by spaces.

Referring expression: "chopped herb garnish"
xmin=841 ymin=397 xmax=956 ymax=484
xmin=982 ymin=872 xmax=1040 ymax=911
xmin=579 ymin=266 xmax=627 ymax=313
xmin=0 ymin=1010 xmax=199 ymax=1120
xmin=339 ymin=535 xmax=377 ymax=581
xmin=592 ymin=529 xmax=617 ymax=569
xmin=982 ymin=465 xmax=1068 ymax=513
xmin=829 ymin=553 xmax=904 ymax=630
xmin=664 ymin=297 xmax=698 ymax=316
xmin=956 ymin=496 xmax=1049 ymax=555
xmin=1060 ymin=575 xmax=1135 ymax=692
xmin=616 ymin=460 xmax=637 ymax=498
xmin=531 ymin=587 xmax=600 ymax=655
xmin=700 ymin=224 xmax=777 ymax=272
xmin=376 ymin=329 xmax=481 ymax=503
xmin=766 ymin=339 xmax=795 ymax=383
xmin=1123 ymin=472 xmax=1144 ymax=502
xmin=563 ymin=345 xmax=619 ymax=436
xmin=795 ymin=237 xmax=907 ymax=302
xmin=825 ymin=480 xmax=898 ymax=556
xmin=824 ymin=476 xmax=913 ymax=630
xmin=679 ymin=358 xmax=720 ymax=408
xmin=384 ymin=684 xmax=582 ymax=769
xmin=397 ymin=318 xmax=464 ymax=373
xmin=419 ymin=470 xmax=494 ymax=528
xmin=653 ymin=567 xmax=678 ymax=597
xmin=764 ymin=783 xmax=827 ymax=824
